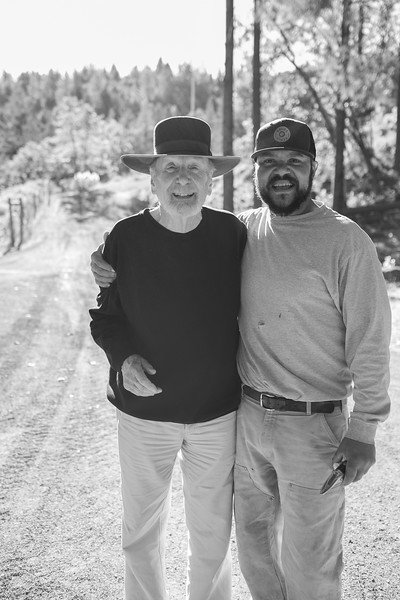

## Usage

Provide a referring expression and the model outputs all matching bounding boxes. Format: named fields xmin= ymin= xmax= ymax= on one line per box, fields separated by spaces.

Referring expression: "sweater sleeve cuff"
xmin=345 ymin=416 xmax=378 ymax=445
xmin=107 ymin=347 xmax=134 ymax=372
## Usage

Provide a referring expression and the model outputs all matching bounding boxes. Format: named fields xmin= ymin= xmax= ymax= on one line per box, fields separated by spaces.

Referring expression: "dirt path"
xmin=0 ymin=202 xmax=399 ymax=600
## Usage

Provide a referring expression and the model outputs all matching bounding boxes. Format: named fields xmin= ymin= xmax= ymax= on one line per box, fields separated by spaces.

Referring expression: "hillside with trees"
xmin=0 ymin=0 xmax=399 ymax=266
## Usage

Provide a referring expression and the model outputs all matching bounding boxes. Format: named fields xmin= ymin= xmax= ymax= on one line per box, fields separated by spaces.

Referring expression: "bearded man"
xmin=234 ymin=118 xmax=391 ymax=600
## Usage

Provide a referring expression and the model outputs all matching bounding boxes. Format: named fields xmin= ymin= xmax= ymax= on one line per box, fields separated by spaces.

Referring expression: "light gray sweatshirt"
xmin=237 ymin=202 xmax=391 ymax=444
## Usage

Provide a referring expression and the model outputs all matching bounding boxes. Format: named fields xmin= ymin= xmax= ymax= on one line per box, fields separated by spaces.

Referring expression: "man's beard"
xmin=254 ymin=172 xmax=314 ymax=216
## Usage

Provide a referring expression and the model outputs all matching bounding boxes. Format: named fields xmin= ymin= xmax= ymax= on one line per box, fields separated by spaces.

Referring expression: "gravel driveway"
xmin=1 ymin=202 xmax=399 ymax=599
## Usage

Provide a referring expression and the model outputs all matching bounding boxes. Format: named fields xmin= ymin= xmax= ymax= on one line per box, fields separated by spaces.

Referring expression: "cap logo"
xmin=273 ymin=126 xmax=291 ymax=143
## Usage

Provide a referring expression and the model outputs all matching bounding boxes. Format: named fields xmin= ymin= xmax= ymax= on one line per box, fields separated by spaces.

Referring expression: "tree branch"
xmin=274 ymin=23 xmax=337 ymax=144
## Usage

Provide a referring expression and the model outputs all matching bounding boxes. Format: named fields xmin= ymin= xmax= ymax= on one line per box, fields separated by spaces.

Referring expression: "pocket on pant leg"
xmin=319 ymin=411 xmax=348 ymax=446
xmin=234 ymin=464 xmax=278 ymax=534
xmin=234 ymin=463 xmax=263 ymax=495
xmin=234 ymin=462 xmax=278 ymax=500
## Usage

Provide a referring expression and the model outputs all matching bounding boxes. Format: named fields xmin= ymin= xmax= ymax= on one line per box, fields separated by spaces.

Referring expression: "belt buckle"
xmin=260 ymin=392 xmax=278 ymax=411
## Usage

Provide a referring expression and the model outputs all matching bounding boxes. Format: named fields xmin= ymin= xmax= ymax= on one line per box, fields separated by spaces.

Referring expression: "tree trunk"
xmin=357 ymin=0 xmax=364 ymax=55
xmin=190 ymin=70 xmax=196 ymax=115
xmin=275 ymin=24 xmax=336 ymax=144
xmin=223 ymin=0 xmax=234 ymax=212
xmin=333 ymin=107 xmax=346 ymax=212
xmin=253 ymin=0 xmax=262 ymax=208
xmin=333 ymin=0 xmax=351 ymax=213
xmin=347 ymin=112 xmax=395 ymax=188
xmin=394 ymin=45 xmax=400 ymax=200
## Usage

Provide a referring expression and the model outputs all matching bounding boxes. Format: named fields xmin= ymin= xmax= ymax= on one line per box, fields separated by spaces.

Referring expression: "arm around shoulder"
xmin=89 ymin=227 xmax=136 ymax=371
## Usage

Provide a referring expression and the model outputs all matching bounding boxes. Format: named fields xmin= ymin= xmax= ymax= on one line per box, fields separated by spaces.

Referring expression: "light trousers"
xmin=117 ymin=409 xmax=236 ymax=600
xmin=234 ymin=395 xmax=348 ymax=600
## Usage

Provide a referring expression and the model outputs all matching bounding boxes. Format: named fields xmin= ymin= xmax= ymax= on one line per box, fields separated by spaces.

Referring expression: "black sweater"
xmin=89 ymin=206 xmax=247 ymax=423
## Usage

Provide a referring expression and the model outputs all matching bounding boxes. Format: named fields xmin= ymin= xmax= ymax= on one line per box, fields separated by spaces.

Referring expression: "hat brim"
xmin=121 ymin=154 xmax=241 ymax=177
xmin=251 ymin=147 xmax=315 ymax=160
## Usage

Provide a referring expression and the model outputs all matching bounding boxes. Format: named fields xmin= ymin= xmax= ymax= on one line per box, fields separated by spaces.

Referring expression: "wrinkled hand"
xmin=332 ymin=437 xmax=376 ymax=486
xmin=90 ymin=231 xmax=116 ymax=287
xmin=121 ymin=354 xmax=162 ymax=397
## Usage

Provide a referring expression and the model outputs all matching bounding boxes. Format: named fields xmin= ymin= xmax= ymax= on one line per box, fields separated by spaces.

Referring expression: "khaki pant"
xmin=234 ymin=395 xmax=348 ymax=600
xmin=117 ymin=409 xmax=236 ymax=600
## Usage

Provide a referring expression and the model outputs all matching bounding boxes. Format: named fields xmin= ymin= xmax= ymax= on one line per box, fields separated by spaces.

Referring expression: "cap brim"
xmin=121 ymin=154 xmax=241 ymax=177
xmin=251 ymin=147 xmax=315 ymax=160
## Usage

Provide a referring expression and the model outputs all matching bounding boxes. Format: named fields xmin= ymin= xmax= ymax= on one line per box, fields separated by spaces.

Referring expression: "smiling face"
xmin=254 ymin=149 xmax=317 ymax=216
xmin=150 ymin=155 xmax=214 ymax=219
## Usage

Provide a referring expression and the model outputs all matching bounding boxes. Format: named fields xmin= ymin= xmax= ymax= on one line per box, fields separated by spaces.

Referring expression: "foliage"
xmin=0 ymin=1 xmax=399 ymax=207
xmin=49 ymin=97 xmax=123 ymax=181
xmin=1 ymin=97 xmax=124 ymax=187
xmin=245 ymin=0 xmax=400 ymax=199
xmin=0 ymin=64 xmax=224 ymax=188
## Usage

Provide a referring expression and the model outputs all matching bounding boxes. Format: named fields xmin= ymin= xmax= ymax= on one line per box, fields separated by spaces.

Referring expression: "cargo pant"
xmin=234 ymin=394 xmax=348 ymax=600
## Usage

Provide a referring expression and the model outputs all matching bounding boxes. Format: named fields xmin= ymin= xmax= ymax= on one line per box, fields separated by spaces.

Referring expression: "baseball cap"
xmin=251 ymin=118 xmax=316 ymax=160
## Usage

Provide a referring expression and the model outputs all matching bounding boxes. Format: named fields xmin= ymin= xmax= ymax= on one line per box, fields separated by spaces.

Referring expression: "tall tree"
xmin=260 ymin=0 xmax=400 ymax=202
xmin=333 ymin=0 xmax=352 ymax=213
xmin=394 ymin=44 xmax=400 ymax=188
xmin=223 ymin=0 xmax=234 ymax=212
xmin=253 ymin=0 xmax=262 ymax=207
xmin=190 ymin=69 xmax=196 ymax=114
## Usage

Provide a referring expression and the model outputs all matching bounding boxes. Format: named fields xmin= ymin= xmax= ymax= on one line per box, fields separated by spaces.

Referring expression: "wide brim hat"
xmin=121 ymin=116 xmax=240 ymax=177
xmin=251 ymin=117 xmax=316 ymax=160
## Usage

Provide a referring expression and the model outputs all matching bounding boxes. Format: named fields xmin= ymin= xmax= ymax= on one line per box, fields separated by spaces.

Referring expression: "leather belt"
xmin=242 ymin=385 xmax=342 ymax=414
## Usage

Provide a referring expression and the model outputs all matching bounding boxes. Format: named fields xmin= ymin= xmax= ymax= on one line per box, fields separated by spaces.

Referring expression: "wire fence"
xmin=0 ymin=180 xmax=51 ymax=255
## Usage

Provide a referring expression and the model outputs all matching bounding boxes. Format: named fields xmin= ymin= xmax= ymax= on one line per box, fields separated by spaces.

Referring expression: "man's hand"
xmin=121 ymin=354 xmax=162 ymax=397
xmin=90 ymin=231 xmax=116 ymax=288
xmin=332 ymin=437 xmax=376 ymax=486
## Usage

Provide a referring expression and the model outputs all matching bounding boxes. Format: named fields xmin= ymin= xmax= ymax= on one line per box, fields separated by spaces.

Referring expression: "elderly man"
xmin=89 ymin=116 xmax=246 ymax=600
xmin=92 ymin=118 xmax=391 ymax=600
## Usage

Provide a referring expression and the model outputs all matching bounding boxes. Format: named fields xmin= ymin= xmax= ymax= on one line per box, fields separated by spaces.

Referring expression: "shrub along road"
xmin=0 ymin=201 xmax=399 ymax=600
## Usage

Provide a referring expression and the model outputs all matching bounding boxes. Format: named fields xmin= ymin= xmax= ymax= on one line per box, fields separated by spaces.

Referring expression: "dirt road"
xmin=1 ymin=201 xmax=399 ymax=599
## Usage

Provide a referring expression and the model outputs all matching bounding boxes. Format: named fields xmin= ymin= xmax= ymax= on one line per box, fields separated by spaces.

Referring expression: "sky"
xmin=2 ymin=0 xmax=253 ymax=78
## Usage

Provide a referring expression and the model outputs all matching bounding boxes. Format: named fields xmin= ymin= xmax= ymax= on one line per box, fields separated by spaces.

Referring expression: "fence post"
xmin=18 ymin=197 xmax=24 ymax=249
xmin=8 ymin=198 xmax=15 ymax=250
xmin=32 ymin=193 xmax=38 ymax=216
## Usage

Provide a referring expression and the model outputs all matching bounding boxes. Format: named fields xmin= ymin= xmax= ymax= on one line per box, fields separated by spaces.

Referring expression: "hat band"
xmin=155 ymin=139 xmax=212 ymax=156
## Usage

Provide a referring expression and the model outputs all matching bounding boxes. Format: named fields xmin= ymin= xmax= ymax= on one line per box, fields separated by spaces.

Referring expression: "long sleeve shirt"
xmin=237 ymin=203 xmax=391 ymax=444
xmin=89 ymin=206 xmax=247 ymax=424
